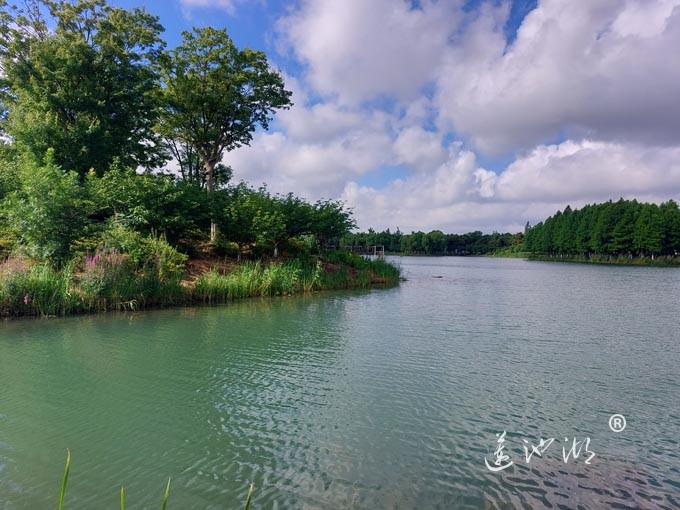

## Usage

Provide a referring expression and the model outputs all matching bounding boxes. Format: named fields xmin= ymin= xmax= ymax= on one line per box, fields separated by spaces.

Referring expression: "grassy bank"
xmin=0 ymin=251 xmax=400 ymax=319
xmin=526 ymin=253 xmax=680 ymax=266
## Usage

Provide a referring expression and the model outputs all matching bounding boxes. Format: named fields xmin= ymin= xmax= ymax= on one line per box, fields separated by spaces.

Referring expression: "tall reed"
xmin=193 ymin=261 xmax=305 ymax=302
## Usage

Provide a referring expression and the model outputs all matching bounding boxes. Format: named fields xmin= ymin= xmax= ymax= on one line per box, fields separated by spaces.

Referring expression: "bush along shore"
xmin=0 ymin=236 xmax=400 ymax=319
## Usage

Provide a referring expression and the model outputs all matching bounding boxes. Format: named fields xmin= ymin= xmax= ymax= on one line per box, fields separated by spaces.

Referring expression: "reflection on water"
xmin=1 ymin=257 xmax=679 ymax=509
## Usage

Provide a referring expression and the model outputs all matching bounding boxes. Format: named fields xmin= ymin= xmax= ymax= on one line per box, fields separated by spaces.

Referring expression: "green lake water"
xmin=1 ymin=257 xmax=679 ymax=509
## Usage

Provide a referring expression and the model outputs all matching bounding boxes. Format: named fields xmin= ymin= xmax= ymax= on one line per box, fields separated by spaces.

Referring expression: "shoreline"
xmin=0 ymin=253 xmax=401 ymax=321
xmin=526 ymin=254 xmax=680 ymax=267
xmin=384 ymin=251 xmax=680 ymax=266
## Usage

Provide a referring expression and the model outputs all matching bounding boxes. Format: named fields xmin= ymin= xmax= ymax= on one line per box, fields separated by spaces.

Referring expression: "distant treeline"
xmin=525 ymin=199 xmax=680 ymax=257
xmin=344 ymin=198 xmax=680 ymax=260
xmin=340 ymin=229 xmax=524 ymax=255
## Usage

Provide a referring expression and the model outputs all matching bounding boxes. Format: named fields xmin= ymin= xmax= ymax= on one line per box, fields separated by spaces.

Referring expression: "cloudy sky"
xmin=119 ymin=0 xmax=680 ymax=233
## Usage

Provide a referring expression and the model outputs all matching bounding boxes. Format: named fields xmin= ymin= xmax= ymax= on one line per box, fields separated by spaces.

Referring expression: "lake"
xmin=1 ymin=257 xmax=679 ymax=509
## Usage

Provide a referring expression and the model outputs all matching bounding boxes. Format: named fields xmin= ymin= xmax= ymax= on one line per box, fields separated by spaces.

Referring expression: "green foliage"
xmin=158 ymin=26 xmax=292 ymax=193
xmin=525 ymin=198 xmax=680 ymax=258
xmin=633 ymin=204 xmax=663 ymax=254
xmin=0 ymin=257 xmax=77 ymax=317
xmin=253 ymin=205 xmax=287 ymax=257
xmin=0 ymin=144 xmax=21 ymax=199
xmin=193 ymin=254 xmax=399 ymax=302
xmin=0 ymin=145 xmax=21 ymax=257
xmin=165 ymin=137 xmax=233 ymax=189
xmin=0 ymin=246 xmax=399 ymax=317
xmin=193 ymin=261 xmax=305 ymax=301
xmin=322 ymin=249 xmax=372 ymax=269
xmin=0 ymin=0 xmax=167 ymax=176
xmin=212 ymin=183 xmax=261 ymax=259
xmin=91 ymin=164 xmax=211 ymax=245
xmin=318 ymin=266 xmax=350 ymax=289
xmin=79 ymin=247 xmax=141 ymax=311
xmin=4 ymin=152 xmax=93 ymax=264
xmin=309 ymin=199 xmax=356 ymax=251
xmin=322 ymin=250 xmax=401 ymax=282
xmin=423 ymin=230 xmax=446 ymax=254
xmin=97 ymin=226 xmax=188 ymax=286
xmin=0 ymin=0 xmax=352 ymax=260
xmin=58 ymin=449 xmax=70 ymax=510
xmin=341 ymin=228 xmax=522 ymax=256
xmin=0 ymin=0 xmax=395 ymax=320
xmin=0 ymin=227 xmax=188 ymax=316
xmin=279 ymin=193 xmax=314 ymax=239
xmin=211 ymin=184 xmax=356 ymax=259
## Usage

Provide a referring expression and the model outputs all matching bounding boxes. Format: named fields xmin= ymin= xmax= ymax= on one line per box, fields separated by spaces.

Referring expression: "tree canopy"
xmin=524 ymin=199 xmax=680 ymax=257
xmin=158 ymin=27 xmax=292 ymax=193
xmin=0 ymin=0 xmax=166 ymax=176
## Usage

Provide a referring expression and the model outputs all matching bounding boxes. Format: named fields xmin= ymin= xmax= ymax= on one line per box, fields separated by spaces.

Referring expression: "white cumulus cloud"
xmin=217 ymin=0 xmax=680 ymax=233
xmin=277 ymin=0 xmax=462 ymax=104
xmin=435 ymin=0 xmax=680 ymax=154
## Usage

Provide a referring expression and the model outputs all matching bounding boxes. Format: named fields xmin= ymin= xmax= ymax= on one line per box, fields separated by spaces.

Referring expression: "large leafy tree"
xmin=0 ymin=0 xmax=166 ymax=176
xmin=309 ymin=200 xmax=356 ymax=253
xmin=158 ymin=27 xmax=292 ymax=241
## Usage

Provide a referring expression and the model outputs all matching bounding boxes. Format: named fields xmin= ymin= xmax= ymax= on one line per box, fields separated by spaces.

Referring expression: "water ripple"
xmin=0 ymin=258 xmax=679 ymax=508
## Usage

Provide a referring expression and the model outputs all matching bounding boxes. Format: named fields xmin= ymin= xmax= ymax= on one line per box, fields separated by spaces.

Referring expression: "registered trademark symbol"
xmin=609 ymin=414 xmax=626 ymax=433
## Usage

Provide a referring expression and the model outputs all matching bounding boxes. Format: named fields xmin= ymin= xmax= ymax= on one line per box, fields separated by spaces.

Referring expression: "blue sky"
xmin=114 ymin=0 xmax=680 ymax=233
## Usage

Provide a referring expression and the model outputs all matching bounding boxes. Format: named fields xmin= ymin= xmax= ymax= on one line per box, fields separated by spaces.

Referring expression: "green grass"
xmin=0 ymin=255 xmax=185 ymax=317
xmin=322 ymin=250 xmax=401 ymax=283
xmin=0 ymin=261 xmax=78 ymax=317
xmin=193 ymin=254 xmax=400 ymax=302
xmin=57 ymin=449 xmax=70 ymax=510
xmin=193 ymin=261 xmax=309 ymax=302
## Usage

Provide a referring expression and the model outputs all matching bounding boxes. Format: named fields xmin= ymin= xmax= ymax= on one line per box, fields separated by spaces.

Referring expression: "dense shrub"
xmin=4 ymin=152 xmax=93 ymax=265
xmin=77 ymin=227 xmax=188 ymax=310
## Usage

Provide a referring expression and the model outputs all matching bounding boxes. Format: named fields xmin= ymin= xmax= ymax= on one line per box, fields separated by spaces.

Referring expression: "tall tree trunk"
xmin=204 ymin=158 xmax=217 ymax=243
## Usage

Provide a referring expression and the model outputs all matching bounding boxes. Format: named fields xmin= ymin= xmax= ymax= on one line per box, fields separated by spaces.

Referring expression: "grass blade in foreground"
xmin=120 ymin=486 xmax=125 ymax=510
xmin=244 ymin=483 xmax=254 ymax=510
xmin=161 ymin=477 xmax=171 ymax=510
xmin=57 ymin=449 xmax=70 ymax=510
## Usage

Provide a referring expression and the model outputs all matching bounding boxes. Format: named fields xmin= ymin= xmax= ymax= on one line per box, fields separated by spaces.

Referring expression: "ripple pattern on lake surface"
xmin=1 ymin=257 xmax=679 ymax=509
